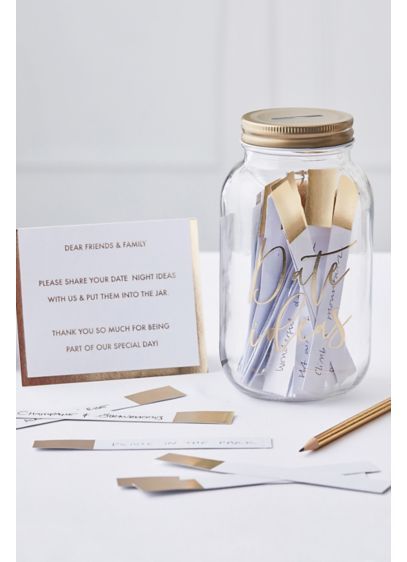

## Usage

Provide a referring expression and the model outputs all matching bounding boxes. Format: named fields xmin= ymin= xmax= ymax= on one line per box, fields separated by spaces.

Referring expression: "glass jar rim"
xmin=241 ymin=140 xmax=354 ymax=156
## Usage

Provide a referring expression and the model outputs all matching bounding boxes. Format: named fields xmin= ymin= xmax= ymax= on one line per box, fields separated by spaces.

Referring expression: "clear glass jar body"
xmin=220 ymin=143 xmax=373 ymax=401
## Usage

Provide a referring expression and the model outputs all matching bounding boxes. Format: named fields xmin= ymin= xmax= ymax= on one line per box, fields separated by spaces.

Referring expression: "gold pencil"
xmin=299 ymin=397 xmax=391 ymax=452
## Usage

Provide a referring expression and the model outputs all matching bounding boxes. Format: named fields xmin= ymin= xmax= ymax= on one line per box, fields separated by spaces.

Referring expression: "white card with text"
xmin=17 ymin=218 xmax=206 ymax=385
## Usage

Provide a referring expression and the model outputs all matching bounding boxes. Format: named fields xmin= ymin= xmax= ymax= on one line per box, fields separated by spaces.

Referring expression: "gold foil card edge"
xmin=158 ymin=452 xmax=224 ymax=470
xmin=305 ymin=168 xmax=338 ymax=227
xmin=125 ymin=385 xmax=186 ymax=405
xmin=189 ymin=218 xmax=208 ymax=373
xmin=172 ymin=411 xmax=235 ymax=425
xmin=270 ymin=180 xmax=307 ymax=243
xmin=332 ymin=176 xmax=359 ymax=229
xmin=117 ymin=476 xmax=204 ymax=492
xmin=33 ymin=440 xmax=95 ymax=450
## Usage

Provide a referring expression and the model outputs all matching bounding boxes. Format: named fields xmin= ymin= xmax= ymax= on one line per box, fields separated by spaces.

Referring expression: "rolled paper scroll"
xmin=301 ymin=176 xmax=359 ymax=393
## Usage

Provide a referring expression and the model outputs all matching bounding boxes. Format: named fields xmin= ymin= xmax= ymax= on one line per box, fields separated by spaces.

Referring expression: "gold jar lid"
xmin=241 ymin=108 xmax=354 ymax=148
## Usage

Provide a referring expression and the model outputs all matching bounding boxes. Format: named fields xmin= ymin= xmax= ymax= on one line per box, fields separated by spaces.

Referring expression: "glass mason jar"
xmin=220 ymin=108 xmax=373 ymax=401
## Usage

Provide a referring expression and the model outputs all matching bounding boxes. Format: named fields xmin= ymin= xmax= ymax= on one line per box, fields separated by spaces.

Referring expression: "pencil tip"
xmin=299 ymin=447 xmax=304 ymax=452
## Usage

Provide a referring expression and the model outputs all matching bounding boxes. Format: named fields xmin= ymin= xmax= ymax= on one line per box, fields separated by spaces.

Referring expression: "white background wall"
xmin=17 ymin=0 xmax=390 ymax=250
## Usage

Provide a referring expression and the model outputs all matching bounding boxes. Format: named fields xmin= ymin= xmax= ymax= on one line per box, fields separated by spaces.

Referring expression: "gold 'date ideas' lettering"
xmin=248 ymin=242 xmax=356 ymax=351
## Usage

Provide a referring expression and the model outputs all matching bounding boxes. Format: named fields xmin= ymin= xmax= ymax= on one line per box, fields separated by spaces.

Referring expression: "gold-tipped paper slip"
xmin=19 ymin=410 xmax=235 ymax=425
xmin=173 ymin=411 xmax=235 ymax=424
xmin=116 ymin=474 xmax=271 ymax=493
xmin=125 ymin=385 xmax=186 ymax=405
xmin=158 ymin=452 xmax=223 ymax=470
xmin=117 ymin=476 xmax=203 ymax=492
xmin=33 ymin=439 xmax=95 ymax=450
xmin=33 ymin=436 xmax=269 ymax=451
xmin=18 ymin=385 xmax=187 ymax=428
xmin=157 ymin=453 xmax=390 ymax=494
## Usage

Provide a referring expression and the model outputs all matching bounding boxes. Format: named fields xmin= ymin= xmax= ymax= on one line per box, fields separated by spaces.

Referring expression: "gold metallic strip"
xmin=117 ymin=476 xmax=203 ymax=492
xmin=125 ymin=385 xmax=185 ymax=405
xmin=16 ymin=232 xmax=29 ymax=387
xmin=332 ymin=175 xmax=359 ymax=230
xmin=158 ymin=452 xmax=224 ymax=470
xmin=172 ymin=411 xmax=235 ymax=425
xmin=305 ymin=169 xmax=338 ymax=227
xmin=33 ymin=440 xmax=95 ymax=450
xmin=117 ymin=477 xmax=142 ymax=488
xmin=189 ymin=218 xmax=208 ymax=373
xmin=270 ymin=180 xmax=307 ymax=242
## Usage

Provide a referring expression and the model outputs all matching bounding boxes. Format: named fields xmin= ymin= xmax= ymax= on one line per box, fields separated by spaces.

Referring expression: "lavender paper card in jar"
xmin=17 ymin=218 xmax=207 ymax=385
xmin=220 ymin=108 xmax=372 ymax=401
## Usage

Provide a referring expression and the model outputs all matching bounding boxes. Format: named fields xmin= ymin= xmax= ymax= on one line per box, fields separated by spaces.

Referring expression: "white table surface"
xmin=17 ymin=252 xmax=390 ymax=562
